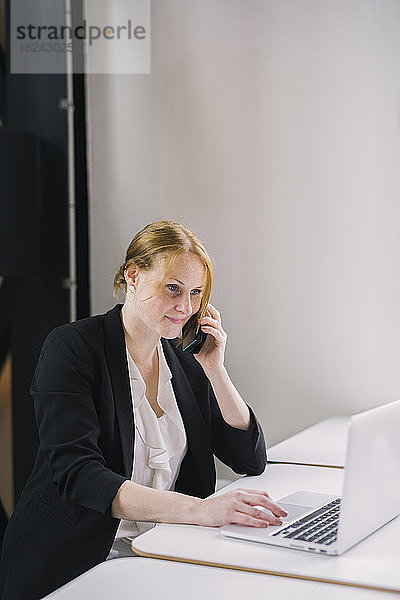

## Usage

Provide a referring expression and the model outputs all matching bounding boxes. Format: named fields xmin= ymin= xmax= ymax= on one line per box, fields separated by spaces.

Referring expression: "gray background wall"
xmin=86 ymin=0 xmax=400 ymax=480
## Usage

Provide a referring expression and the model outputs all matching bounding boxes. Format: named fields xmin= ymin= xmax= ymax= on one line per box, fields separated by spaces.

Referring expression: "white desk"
xmin=132 ymin=464 xmax=400 ymax=594
xmin=43 ymin=556 xmax=397 ymax=600
xmin=267 ymin=417 xmax=349 ymax=468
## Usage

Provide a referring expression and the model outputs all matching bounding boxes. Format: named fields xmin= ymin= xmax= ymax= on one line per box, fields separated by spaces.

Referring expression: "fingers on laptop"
xmin=231 ymin=490 xmax=286 ymax=527
xmin=229 ymin=504 xmax=274 ymax=527
xmin=238 ymin=489 xmax=288 ymax=517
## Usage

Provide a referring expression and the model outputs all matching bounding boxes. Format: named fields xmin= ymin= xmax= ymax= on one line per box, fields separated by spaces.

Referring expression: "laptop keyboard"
xmin=271 ymin=498 xmax=341 ymax=545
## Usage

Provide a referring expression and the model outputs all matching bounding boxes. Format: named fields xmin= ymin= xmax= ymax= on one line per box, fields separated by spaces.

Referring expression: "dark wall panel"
xmin=0 ymin=130 xmax=41 ymax=276
xmin=1 ymin=0 xmax=89 ymax=503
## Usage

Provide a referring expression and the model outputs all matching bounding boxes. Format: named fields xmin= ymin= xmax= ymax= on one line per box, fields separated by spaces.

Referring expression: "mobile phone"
xmin=182 ymin=317 xmax=208 ymax=354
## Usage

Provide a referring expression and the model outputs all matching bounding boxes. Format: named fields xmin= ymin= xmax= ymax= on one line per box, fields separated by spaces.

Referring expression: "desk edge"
xmin=130 ymin=546 xmax=400 ymax=595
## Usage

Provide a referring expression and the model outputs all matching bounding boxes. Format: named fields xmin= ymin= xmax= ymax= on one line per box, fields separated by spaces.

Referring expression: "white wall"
xmin=86 ymin=0 xmax=400 ymax=478
xmin=86 ymin=72 xmax=160 ymax=304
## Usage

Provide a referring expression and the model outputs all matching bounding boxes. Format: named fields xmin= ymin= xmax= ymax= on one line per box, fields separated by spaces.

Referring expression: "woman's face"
xmin=126 ymin=252 xmax=206 ymax=340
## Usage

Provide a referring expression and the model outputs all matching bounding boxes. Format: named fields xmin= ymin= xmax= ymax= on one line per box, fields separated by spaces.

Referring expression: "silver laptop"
xmin=221 ymin=400 xmax=400 ymax=556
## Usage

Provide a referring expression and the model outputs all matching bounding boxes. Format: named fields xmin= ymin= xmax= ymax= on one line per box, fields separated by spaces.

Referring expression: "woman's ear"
xmin=124 ymin=263 xmax=139 ymax=287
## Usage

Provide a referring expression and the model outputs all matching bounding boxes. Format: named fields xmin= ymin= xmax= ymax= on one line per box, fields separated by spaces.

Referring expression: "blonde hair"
xmin=113 ymin=220 xmax=214 ymax=343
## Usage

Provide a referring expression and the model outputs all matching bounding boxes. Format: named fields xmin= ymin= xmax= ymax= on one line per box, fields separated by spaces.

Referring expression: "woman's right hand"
xmin=192 ymin=488 xmax=288 ymax=528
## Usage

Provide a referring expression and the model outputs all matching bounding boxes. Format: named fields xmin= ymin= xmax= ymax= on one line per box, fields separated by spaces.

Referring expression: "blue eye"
xmin=166 ymin=285 xmax=202 ymax=297
xmin=167 ymin=284 xmax=179 ymax=294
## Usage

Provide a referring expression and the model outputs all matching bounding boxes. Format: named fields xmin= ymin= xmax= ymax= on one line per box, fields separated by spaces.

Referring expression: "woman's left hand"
xmin=194 ymin=303 xmax=227 ymax=374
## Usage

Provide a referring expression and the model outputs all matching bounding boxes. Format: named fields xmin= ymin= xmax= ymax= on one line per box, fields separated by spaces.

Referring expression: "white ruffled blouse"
xmin=115 ymin=340 xmax=187 ymax=540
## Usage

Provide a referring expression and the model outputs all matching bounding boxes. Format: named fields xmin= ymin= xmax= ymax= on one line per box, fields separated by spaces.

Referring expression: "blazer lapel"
xmin=161 ymin=339 xmax=211 ymax=492
xmin=104 ymin=304 xmax=134 ymax=479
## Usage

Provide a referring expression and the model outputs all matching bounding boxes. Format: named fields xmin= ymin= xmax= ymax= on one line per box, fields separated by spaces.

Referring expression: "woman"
xmin=0 ymin=221 xmax=286 ymax=599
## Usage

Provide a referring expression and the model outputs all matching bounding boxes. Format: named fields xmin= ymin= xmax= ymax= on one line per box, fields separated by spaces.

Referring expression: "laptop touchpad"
xmin=276 ymin=502 xmax=313 ymax=523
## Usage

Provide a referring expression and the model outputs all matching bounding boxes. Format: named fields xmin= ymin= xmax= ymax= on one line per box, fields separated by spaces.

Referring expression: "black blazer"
xmin=0 ymin=304 xmax=267 ymax=600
